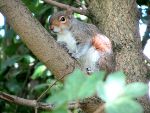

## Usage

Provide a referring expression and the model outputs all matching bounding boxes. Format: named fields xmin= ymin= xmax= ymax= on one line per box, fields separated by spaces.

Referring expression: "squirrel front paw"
xmin=86 ymin=67 xmax=93 ymax=75
xmin=58 ymin=42 xmax=67 ymax=48
xmin=58 ymin=42 xmax=69 ymax=52
xmin=71 ymin=52 xmax=80 ymax=59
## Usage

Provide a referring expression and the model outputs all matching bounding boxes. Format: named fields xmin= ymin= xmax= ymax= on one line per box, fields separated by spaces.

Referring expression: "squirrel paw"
xmin=58 ymin=42 xmax=67 ymax=48
xmin=58 ymin=42 xmax=69 ymax=52
xmin=71 ymin=52 xmax=80 ymax=59
xmin=86 ymin=67 xmax=93 ymax=75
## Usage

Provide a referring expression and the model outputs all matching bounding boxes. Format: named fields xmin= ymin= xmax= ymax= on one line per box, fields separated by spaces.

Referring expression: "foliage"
xmin=46 ymin=69 xmax=148 ymax=113
xmin=0 ymin=0 xmax=149 ymax=113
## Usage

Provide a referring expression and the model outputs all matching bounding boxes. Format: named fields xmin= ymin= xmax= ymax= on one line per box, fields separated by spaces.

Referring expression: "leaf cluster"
xmin=46 ymin=69 xmax=148 ymax=113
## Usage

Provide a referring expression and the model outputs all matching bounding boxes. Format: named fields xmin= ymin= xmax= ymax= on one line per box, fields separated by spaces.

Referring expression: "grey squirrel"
xmin=49 ymin=11 xmax=114 ymax=74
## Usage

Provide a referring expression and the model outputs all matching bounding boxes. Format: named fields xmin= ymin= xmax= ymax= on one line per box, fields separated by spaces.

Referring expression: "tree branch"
xmin=0 ymin=91 xmax=80 ymax=110
xmin=43 ymin=0 xmax=88 ymax=15
xmin=0 ymin=91 xmax=53 ymax=110
xmin=0 ymin=0 xmax=79 ymax=80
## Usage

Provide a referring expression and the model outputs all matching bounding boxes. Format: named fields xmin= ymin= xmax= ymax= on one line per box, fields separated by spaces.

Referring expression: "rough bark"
xmin=1 ymin=0 xmax=149 ymax=113
xmin=0 ymin=0 xmax=78 ymax=80
xmin=88 ymin=0 xmax=150 ymax=112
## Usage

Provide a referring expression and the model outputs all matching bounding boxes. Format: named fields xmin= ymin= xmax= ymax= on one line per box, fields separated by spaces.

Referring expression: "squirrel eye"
xmin=59 ymin=16 xmax=66 ymax=22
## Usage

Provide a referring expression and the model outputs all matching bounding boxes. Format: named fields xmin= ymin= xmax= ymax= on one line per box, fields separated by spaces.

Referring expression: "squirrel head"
xmin=49 ymin=11 xmax=73 ymax=34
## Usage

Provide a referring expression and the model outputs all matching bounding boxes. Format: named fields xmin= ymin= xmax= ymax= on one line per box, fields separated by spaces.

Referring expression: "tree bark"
xmin=88 ymin=0 xmax=150 ymax=112
xmin=0 ymin=0 xmax=78 ymax=80
xmin=1 ymin=0 xmax=150 ymax=113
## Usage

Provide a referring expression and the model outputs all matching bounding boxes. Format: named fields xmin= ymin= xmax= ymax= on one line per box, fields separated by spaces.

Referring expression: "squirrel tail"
xmin=92 ymin=34 xmax=112 ymax=53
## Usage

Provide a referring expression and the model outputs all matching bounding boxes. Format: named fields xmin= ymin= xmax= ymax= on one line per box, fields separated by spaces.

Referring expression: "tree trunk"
xmin=88 ymin=0 xmax=150 ymax=112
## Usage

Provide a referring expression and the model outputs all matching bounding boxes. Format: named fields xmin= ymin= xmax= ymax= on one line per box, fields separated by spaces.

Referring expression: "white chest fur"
xmin=57 ymin=30 xmax=77 ymax=52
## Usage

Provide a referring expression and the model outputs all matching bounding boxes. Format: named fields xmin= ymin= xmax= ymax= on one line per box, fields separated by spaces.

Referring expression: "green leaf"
xmin=105 ymin=97 xmax=143 ymax=113
xmin=32 ymin=83 xmax=48 ymax=91
xmin=2 ymin=55 xmax=22 ymax=70
xmin=64 ymin=69 xmax=86 ymax=100
xmin=6 ymin=80 xmax=21 ymax=94
xmin=4 ymin=44 xmax=20 ymax=56
xmin=23 ymin=55 xmax=35 ymax=63
xmin=123 ymin=82 xmax=148 ymax=98
xmin=97 ymin=71 xmax=126 ymax=102
xmin=47 ymin=69 xmax=105 ymax=107
xmin=96 ymin=82 xmax=106 ymax=101
xmin=38 ymin=5 xmax=51 ymax=15
xmin=46 ymin=91 xmax=67 ymax=106
xmin=78 ymin=71 xmax=105 ymax=99
xmin=31 ymin=64 xmax=46 ymax=80
xmin=106 ymin=71 xmax=126 ymax=87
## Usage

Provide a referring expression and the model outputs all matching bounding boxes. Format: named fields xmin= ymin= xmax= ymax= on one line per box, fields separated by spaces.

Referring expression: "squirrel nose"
xmin=50 ymin=25 xmax=54 ymax=31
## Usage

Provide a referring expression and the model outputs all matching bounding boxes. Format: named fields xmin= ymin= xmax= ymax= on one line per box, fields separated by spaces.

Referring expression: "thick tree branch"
xmin=0 ymin=0 xmax=79 ymax=80
xmin=43 ymin=0 xmax=88 ymax=15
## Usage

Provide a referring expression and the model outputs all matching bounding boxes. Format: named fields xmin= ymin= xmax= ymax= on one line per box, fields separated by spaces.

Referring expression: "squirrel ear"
xmin=65 ymin=8 xmax=73 ymax=19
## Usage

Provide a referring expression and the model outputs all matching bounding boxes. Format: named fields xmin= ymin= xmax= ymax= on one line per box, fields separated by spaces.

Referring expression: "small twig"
xmin=43 ymin=0 xmax=88 ymax=15
xmin=93 ymin=104 xmax=105 ymax=113
xmin=37 ymin=74 xmax=66 ymax=101
xmin=15 ymin=66 xmax=34 ymax=113
xmin=35 ymin=107 xmax=38 ymax=113
xmin=0 ymin=91 xmax=80 ymax=111
xmin=0 ymin=91 xmax=53 ymax=110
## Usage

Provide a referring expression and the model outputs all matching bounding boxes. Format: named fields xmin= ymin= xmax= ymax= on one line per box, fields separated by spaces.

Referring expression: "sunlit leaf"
xmin=23 ymin=55 xmax=35 ymax=63
xmin=31 ymin=64 xmax=46 ymax=80
xmin=105 ymin=97 xmax=143 ymax=113
xmin=123 ymin=82 xmax=148 ymax=98
xmin=97 ymin=71 xmax=126 ymax=102
xmin=106 ymin=71 xmax=126 ymax=87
